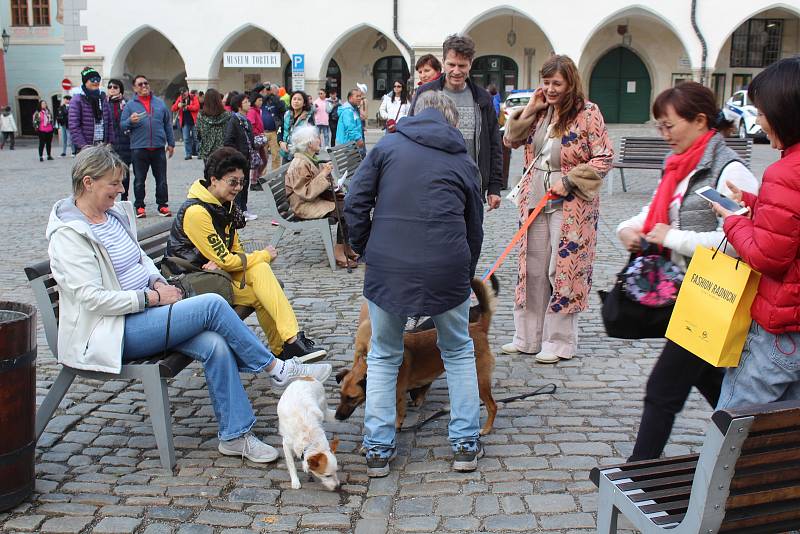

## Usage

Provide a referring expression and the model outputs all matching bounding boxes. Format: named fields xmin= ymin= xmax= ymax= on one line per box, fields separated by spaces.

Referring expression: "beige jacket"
xmin=46 ymin=199 xmax=162 ymax=374
xmin=285 ymin=152 xmax=335 ymax=219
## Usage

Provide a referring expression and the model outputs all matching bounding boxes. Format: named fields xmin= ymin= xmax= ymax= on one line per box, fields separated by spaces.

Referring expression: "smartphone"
xmin=694 ymin=186 xmax=748 ymax=215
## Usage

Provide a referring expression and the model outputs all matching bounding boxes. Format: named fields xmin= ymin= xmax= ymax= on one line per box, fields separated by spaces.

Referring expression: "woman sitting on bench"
xmin=165 ymin=146 xmax=328 ymax=362
xmin=285 ymin=125 xmax=357 ymax=268
xmin=46 ymin=145 xmax=332 ymax=463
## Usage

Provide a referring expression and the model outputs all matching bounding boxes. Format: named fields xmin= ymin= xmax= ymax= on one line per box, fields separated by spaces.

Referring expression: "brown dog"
xmin=335 ymin=277 xmax=498 ymax=435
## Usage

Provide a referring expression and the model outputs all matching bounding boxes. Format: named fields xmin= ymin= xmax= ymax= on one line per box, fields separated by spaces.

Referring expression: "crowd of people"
xmin=37 ymin=31 xmax=800 ymax=478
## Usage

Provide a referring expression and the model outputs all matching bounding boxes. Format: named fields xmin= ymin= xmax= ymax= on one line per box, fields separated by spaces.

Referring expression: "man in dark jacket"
xmin=107 ymin=79 xmax=132 ymax=200
xmin=256 ymin=83 xmax=283 ymax=172
xmin=344 ymin=91 xmax=484 ymax=478
xmin=410 ymin=34 xmax=503 ymax=210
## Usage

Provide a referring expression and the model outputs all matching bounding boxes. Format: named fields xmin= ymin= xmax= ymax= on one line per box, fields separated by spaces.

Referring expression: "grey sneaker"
xmin=218 ymin=432 xmax=278 ymax=463
xmin=270 ymin=357 xmax=332 ymax=388
xmin=366 ymin=449 xmax=397 ymax=478
xmin=452 ymin=442 xmax=484 ymax=472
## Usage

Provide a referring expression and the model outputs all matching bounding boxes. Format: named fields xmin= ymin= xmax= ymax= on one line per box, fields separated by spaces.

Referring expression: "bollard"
xmin=0 ymin=302 xmax=36 ymax=512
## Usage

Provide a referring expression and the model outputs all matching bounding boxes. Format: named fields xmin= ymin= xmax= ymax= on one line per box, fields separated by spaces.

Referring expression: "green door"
xmin=589 ymin=47 xmax=651 ymax=123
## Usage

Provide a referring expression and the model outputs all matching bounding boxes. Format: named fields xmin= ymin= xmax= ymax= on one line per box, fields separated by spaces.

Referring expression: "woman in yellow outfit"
xmin=165 ymin=146 xmax=326 ymax=362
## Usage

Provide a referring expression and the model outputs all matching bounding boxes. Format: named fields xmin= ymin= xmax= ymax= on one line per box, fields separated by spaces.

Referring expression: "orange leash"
xmin=481 ymin=192 xmax=559 ymax=281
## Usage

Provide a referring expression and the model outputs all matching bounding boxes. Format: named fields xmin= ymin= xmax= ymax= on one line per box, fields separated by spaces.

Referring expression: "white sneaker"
xmin=501 ymin=343 xmax=520 ymax=354
xmin=243 ymin=211 xmax=258 ymax=221
xmin=535 ymin=353 xmax=561 ymax=364
xmin=271 ymin=357 xmax=332 ymax=388
xmin=218 ymin=432 xmax=278 ymax=463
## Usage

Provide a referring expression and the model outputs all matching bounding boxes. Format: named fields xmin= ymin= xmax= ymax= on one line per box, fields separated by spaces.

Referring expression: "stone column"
xmin=185 ymin=78 xmax=220 ymax=91
xmin=303 ymin=79 xmax=326 ymax=97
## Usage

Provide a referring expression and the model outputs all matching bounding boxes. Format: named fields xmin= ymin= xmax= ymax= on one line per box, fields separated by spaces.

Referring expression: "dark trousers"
xmin=629 ymin=340 xmax=724 ymax=461
xmin=234 ymin=164 xmax=250 ymax=212
xmin=1 ymin=131 xmax=15 ymax=149
xmin=120 ymin=163 xmax=132 ymax=201
xmin=132 ymin=148 xmax=169 ymax=208
xmin=38 ymin=131 xmax=53 ymax=158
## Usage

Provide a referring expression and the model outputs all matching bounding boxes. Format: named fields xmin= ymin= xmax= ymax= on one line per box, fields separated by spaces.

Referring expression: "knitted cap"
xmin=81 ymin=67 xmax=101 ymax=84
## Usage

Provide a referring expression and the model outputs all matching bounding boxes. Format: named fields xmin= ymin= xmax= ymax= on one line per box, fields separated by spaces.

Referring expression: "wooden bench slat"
xmin=628 ymin=485 xmax=693 ymax=503
xmin=616 ymin=472 xmax=695 ymax=493
xmin=638 ymin=498 xmax=689 ymax=515
xmin=651 ymin=512 xmax=685 ymax=526
xmin=742 ymin=429 xmax=800 ymax=451
xmin=734 ymin=447 xmax=800 ymax=470
xmin=605 ymin=459 xmax=697 ymax=482
xmin=721 ymin=500 xmax=800 ymax=531
xmin=727 ymin=482 xmax=800 ymax=509
xmin=589 ymin=453 xmax=699 ymax=486
xmin=731 ymin=459 xmax=800 ymax=491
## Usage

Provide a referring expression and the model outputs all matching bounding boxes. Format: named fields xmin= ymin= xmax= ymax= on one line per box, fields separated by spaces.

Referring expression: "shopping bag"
xmin=666 ymin=245 xmax=760 ymax=367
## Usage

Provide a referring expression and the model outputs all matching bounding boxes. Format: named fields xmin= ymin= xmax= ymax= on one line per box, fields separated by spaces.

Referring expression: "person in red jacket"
xmin=172 ymin=88 xmax=200 ymax=160
xmin=713 ymin=57 xmax=800 ymax=409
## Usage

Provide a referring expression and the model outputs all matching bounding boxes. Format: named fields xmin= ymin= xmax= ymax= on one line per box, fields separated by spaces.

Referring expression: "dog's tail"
xmin=471 ymin=275 xmax=498 ymax=334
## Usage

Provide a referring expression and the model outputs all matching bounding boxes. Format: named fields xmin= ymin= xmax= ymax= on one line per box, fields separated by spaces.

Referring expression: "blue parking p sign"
xmin=291 ymin=54 xmax=304 ymax=73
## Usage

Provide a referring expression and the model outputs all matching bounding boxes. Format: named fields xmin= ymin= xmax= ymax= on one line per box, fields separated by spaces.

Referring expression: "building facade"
xmin=52 ymin=0 xmax=800 ymax=123
xmin=1 ymin=0 xmax=65 ymax=135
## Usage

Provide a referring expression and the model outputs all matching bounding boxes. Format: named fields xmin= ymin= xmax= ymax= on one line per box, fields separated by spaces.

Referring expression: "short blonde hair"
xmin=71 ymin=145 xmax=125 ymax=196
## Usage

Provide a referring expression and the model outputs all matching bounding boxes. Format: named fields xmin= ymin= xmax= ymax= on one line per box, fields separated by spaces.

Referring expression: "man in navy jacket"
xmin=344 ymin=91 xmax=484 ymax=478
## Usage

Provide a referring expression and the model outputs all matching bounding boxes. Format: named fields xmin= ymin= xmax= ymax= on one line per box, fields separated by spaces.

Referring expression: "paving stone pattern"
xmin=0 ymin=130 xmax=777 ymax=533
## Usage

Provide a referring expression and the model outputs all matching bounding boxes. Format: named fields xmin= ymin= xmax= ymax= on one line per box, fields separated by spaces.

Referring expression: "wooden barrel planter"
xmin=0 ymin=302 xmax=36 ymax=512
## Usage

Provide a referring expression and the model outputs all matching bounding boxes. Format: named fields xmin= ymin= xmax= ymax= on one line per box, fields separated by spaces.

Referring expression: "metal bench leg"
xmin=320 ymin=222 xmax=336 ymax=271
xmin=595 ymin=482 xmax=620 ymax=534
xmin=36 ymin=367 xmax=77 ymax=440
xmin=141 ymin=367 xmax=176 ymax=470
xmin=270 ymin=226 xmax=286 ymax=247
xmin=620 ymin=168 xmax=628 ymax=192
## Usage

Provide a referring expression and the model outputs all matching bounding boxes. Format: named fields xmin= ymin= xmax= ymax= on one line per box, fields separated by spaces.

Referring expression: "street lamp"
xmin=2 ymin=29 xmax=9 ymax=54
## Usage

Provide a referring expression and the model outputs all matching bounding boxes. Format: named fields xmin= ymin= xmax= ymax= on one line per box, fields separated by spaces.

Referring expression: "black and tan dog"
xmin=335 ymin=276 xmax=498 ymax=435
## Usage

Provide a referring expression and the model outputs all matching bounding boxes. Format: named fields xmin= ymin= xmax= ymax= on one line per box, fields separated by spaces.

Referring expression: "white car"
xmin=723 ymin=90 xmax=764 ymax=139
xmin=501 ymin=90 xmax=534 ymax=129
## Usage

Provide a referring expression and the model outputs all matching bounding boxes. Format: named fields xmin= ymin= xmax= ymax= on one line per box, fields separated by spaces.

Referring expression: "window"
xmin=11 ymin=0 xmax=28 ymax=26
xmin=372 ymin=56 xmax=409 ymax=100
xmin=671 ymin=73 xmax=692 ymax=86
xmin=730 ymin=19 xmax=783 ymax=68
xmin=326 ymin=59 xmax=341 ymax=97
xmin=731 ymin=73 xmax=752 ymax=94
xmin=31 ymin=0 xmax=50 ymax=26
xmin=471 ymin=56 xmax=518 ymax=98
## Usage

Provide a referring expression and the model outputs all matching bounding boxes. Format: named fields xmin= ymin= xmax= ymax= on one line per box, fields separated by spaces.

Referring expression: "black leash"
xmin=401 ymin=383 xmax=558 ymax=433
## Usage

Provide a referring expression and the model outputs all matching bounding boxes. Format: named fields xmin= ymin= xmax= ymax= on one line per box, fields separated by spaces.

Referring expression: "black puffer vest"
xmin=164 ymin=198 xmax=236 ymax=274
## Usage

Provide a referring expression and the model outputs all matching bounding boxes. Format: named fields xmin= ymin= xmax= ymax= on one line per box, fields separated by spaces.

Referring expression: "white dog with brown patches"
xmin=277 ymin=377 xmax=340 ymax=490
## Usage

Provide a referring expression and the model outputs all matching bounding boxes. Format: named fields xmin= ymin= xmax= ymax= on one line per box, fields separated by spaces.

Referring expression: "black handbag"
xmin=598 ymin=253 xmax=675 ymax=339
xmin=162 ymin=255 xmax=247 ymax=305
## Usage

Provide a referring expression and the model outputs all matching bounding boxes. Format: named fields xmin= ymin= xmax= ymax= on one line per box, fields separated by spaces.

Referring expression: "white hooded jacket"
xmin=46 ymin=198 xmax=164 ymax=374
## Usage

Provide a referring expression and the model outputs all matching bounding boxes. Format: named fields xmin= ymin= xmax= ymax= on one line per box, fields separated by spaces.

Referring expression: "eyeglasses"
xmin=655 ymin=118 xmax=685 ymax=134
xmin=224 ymin=178 xmax=246 ymax=188
xmin=135 ymin=81 xmax=150 ymax=87
xmin=108 ymin=85 xmax=120 ymax=90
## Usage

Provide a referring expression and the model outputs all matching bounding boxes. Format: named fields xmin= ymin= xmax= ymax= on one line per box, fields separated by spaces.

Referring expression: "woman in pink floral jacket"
xmin=503 ymin=55 xmax=613 ymax=364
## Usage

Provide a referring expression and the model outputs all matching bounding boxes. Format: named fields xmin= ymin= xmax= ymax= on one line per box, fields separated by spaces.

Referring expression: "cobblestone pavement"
xmin=0 ymin=128 xmax=778 ymax=533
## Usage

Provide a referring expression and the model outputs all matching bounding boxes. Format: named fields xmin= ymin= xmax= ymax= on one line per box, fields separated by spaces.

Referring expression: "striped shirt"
xmin=91 ymin=214 xmax=150 ymax=291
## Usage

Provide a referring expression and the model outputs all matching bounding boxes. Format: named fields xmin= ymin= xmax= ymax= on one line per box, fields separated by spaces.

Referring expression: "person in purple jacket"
xmin=68 ymin=66 xmax=115 ymax=151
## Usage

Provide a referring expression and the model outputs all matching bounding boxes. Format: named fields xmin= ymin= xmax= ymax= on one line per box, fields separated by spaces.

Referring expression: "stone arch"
xmin=107 ymin=25 xmax=188 ymax=101
xmin=207 ymin=24 xmax=291 ymax=93
xmin=462 ymin=5 xmax=555 ymax=90
xmin=317 ymin=24 xmax=408 ymax=81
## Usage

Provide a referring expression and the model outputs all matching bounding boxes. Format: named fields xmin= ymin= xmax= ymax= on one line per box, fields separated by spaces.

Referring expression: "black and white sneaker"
xmin=452 ymin=442 xmax=484 ymax=472
xmin=366 ymin=449 xmax=397 ymax=478
xmin=281 ymin=331 xmax=327 ymax=363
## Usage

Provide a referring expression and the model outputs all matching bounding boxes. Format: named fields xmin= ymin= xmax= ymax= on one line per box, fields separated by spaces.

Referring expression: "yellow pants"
xmin=231 ymin=261 xmax=298 ymax=355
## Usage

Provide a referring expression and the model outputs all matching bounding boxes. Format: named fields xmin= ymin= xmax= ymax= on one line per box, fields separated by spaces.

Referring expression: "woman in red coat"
xmin=713 ymin=57 xmax=800 ymax=409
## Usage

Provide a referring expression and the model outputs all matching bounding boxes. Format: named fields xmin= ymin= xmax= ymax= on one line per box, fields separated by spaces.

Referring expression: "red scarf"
xmin=642 ymin=129 xmax=716 ymax=234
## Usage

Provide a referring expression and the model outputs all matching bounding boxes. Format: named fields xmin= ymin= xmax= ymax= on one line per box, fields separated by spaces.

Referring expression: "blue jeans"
xmin=316 ymin=125 xmax=330 ymax=147
xmin=363 ymin=298 xmax=480 ymax=458
xmin=182 ymin=124 xmax=196 ymax=157
xmin=61 ymin=128 xmax=72 ymax=155
xmin=122 ymin=293 xmax=276 ymax=440
xmin=717 ymin=320 xmax=800 ymax=410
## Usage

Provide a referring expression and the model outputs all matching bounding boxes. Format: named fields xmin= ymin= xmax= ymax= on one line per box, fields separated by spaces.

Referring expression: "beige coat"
xmin=285 ymin=152 xmax=335 ymax=219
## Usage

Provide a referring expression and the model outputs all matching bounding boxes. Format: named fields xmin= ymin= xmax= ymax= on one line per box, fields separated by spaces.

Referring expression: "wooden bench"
xmin=262 ymin=163 xmax=337 ymax=271
xmin=609 ymin=137 xmax=753 ymax=194
xmin=590 ymin=399 xmax=800 ymax=533
xmin=26 ymin=219 xmax=253 ymax=471
xmin=326 ymin=141 xmax=364 ymax=190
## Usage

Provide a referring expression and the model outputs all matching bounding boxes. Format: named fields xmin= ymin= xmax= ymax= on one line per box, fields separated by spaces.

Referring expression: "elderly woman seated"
xmin=165 ymin=146 xmax=327 ymax=362
xmin=285 ymin=124 xmax=357 ymax=268
xmin=46 ymin=145 xmax=331 ymax=463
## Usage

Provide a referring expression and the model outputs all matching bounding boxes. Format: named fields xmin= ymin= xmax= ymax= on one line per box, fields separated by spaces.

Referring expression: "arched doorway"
xmin=589 ymin=47 xmax=651 ymax=123
xmin=208 ymin=26 xmax=289 ymax=94
xmin=111 ymin=28 xmax=187 ymax=102
xmin=372 ymin=56 xmax=409 ymax=100
xmin=17 ymin=87 xmax=40 ymax=136
xmin=326 ymin=60 xmax=341 ymax=97
xmin=471 ymin=55 xmax=518 ymax=98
